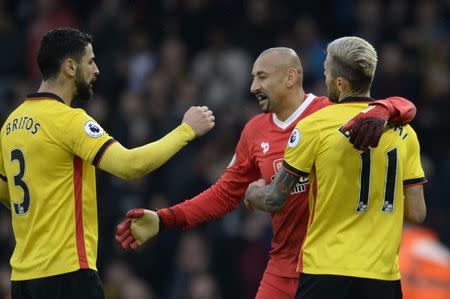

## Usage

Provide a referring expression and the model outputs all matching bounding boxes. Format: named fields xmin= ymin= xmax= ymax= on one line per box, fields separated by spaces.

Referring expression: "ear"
xmin=286 ymin=68 xmax=298 ymax=88
xmin=62 ymin=58 xmax=77 ymax=77
xmin=336 ymin=77 xmax=349 ymax=93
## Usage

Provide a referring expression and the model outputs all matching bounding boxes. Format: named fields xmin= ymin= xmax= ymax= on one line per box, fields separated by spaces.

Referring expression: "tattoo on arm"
xmin=246 ymin=168 xmax=301 ymax=213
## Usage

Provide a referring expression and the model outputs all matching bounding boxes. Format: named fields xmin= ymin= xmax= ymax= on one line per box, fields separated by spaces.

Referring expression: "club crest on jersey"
xmin=84 ymin=120 xmax=104 ymax=138
xmin=261 ymin=142 xmax=269 ymax=154
xmin=287 ymin=128 xmax=301 ymax=148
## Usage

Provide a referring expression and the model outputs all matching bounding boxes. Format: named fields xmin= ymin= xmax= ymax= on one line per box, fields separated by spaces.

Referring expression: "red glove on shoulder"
xmin=342 ymin=104 xmax=389 ymax=151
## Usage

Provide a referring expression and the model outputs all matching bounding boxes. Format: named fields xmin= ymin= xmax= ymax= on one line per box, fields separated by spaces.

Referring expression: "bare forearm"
xmin=245 ymin=169 xmax=300 ymax=213
xmin=404 ymin=185 xmax=426 ymax=224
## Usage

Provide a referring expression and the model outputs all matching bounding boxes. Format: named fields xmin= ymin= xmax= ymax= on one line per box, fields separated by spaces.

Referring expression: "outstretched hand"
xmin=115 ymin=209 xmax=160 ymax=250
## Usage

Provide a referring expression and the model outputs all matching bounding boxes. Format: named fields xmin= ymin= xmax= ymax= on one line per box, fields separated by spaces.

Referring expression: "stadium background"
xmin=0 ymin=0 xmax=449 ymax=298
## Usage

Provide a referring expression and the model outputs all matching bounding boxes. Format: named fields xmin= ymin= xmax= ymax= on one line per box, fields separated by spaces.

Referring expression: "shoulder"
xmin=243 ymin=113 xmax=271 ymax=132
xmin=298 ymin=94 xmax=333 ymax=119
xmin=62 ymin=108 xmax=105 ymax=136
xmin=309 ymin=95 xmax=333 ymax=109
xmin=64 ymin=108 xmax=97 ymax=125
xmin=397 ymin=124 xmax=419 ymax=143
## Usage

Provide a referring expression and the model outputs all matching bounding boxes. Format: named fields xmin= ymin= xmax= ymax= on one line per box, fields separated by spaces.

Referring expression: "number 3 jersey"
xmin=0 ymin=93 xmax=114 ymax=280
xmin=283 ymin=98 xmax=427 ymax=280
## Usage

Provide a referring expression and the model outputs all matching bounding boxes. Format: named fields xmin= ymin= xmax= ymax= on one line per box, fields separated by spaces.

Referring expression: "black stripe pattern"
xmin=0 ymin=173 xmax=7 ymax=182
xmin=282 ymin=161 xmax=309 ymax=177
xmin=92 ymin=138 xmax=115 ymax=166
xmin=403 ymin=177 xmax=427 ymax=186
xmin=26 ymin=92 xmax=65 ymax=103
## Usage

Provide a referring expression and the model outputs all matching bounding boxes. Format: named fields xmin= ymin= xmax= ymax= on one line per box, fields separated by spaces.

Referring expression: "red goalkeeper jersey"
xmin=175 ymin=93 xmax=329 ymax=278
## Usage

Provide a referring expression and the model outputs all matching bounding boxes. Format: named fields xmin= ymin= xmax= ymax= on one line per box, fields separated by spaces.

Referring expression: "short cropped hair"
xmin=37 ymin=27 xmax=93 ymax=80
xmin=326 ymin=36 xmax=377 ymax=93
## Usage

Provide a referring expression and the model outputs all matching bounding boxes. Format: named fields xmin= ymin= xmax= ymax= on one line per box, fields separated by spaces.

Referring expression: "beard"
xmin=256 ymin=93 xmax=271 ymax=113
xmin=260 ymin=100 xmax=271 ymax=113
xmin=74 ymin=71 xmax=94 ymax=102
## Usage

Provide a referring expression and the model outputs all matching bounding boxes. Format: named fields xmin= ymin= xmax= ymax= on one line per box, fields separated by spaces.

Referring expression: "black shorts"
xmin=296 ymin=273 xmax=402 ymax=299
xmin=11 ymin=269 xmax=105 ymax=299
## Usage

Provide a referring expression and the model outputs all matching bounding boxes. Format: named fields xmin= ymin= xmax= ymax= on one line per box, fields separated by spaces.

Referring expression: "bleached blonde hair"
xmin=326 ymin=36 xmax=378 ymax=92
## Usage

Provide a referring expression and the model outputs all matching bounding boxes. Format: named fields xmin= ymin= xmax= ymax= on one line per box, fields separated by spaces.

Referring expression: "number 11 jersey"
xmin=283 ymin=98 xmax=427 ymax=281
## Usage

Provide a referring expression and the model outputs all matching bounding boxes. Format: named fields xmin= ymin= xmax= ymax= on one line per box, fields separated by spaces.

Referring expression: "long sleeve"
xmin=373 ymin=96 xmax=416 ymax=125
xmin=158 ymin=125 xmax=260 ymax=229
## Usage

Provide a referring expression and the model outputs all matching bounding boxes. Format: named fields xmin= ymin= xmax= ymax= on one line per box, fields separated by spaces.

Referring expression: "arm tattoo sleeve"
xmin=246 ymin=168 xmax=301 ymax=213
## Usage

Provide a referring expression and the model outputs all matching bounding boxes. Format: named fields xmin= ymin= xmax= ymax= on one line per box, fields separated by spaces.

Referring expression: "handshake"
xmin=115 ymin=209 xmax=161 ymax=250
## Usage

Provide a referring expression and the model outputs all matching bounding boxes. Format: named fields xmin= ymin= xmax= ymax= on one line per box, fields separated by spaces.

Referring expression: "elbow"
xmin=123 ymin=165 xmax=146 ymax=181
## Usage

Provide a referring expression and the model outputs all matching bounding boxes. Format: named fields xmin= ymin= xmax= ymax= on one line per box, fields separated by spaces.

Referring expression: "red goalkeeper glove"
xmin=115 ymin=209 xmax=160 ymax=250
xmin=341 ymin=104 xmax=389 ymax=151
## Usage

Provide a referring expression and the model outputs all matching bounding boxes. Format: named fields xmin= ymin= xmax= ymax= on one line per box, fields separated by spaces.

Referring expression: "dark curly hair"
xmin=37 ymin=27 xmax=93 ymax=80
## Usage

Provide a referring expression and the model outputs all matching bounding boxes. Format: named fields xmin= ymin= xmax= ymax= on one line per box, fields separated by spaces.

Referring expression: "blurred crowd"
xmin=0 ymin=0 xmax=449 ymax=298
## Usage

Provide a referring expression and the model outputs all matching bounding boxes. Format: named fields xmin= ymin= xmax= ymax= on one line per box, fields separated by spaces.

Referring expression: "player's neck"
xmin=275 ymin=89 xmax=305 ymax=121
xmin=38 ymin=79 xmax=75 ymax=106
xmin=338 ymin=89 xmax=370 ymax=101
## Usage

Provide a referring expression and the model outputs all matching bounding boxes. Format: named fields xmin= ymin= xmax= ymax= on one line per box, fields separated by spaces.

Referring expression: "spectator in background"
xmin=168 ymin=232 xmax=214 ymax=299
xmin=400 ymin=225 xmax=450 ymax=299
xmin=192 ymin=27 xmax=252 ymax=111
xmin=189 ymin=273 xmax=222 ymax=299
xmin=127 ymin=30 xmax=155 ymax=94
xmin=26 ymin=0 xmax=80 ymax=80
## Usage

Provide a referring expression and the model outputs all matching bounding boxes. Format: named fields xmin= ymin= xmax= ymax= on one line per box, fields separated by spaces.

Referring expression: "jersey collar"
xmin=25 ymin=92 xmax=65 ymax=104
xmin=339 ymin=96 xmax=374 ymax=103
xmin=272 ymin=93 xmax=316 ymax=130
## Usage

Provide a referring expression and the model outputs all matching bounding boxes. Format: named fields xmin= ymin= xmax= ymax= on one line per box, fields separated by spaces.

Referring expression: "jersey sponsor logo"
xmin=261 ymin=142 xmax=270 ymax=154
xmin=272 ymin=158 xmax=308 ymax=194
xmin=287 ymin=128 xmax=301 ymax=148
xmin=84 ymin=120 xmax=105 ymax=138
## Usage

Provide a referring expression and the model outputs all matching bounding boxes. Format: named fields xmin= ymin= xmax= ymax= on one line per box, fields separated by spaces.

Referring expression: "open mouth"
xmin=89 ymin=78 xmax=96 ymax=89
xmin=256 ymin=93 xmax=268 ymax=103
